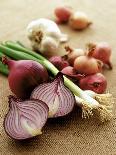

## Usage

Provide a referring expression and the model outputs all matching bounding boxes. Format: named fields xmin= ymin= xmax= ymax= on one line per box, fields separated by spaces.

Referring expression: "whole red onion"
xmin=49 ymin=56 xmax=69 ymax=70
xmin=2 ymin=57 xmax=48 ymax=99
xmin=87 ymin=42 xmax=112 ymax=69
xmin=79 ymin=73 xmax=107 ymax=94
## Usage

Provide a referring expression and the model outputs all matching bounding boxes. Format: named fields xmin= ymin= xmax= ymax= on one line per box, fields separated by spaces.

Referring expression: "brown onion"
xmin=31 ymin=72 xmax=75 ymax=118
xmin=65 ymin=46 xmax=85 ymax=65
xmin=4 ymin=96 xmax=49 ymax=140
xmin=69 ymin=11 xmax=92 ymax=30
xmin=73 ymin=54 xmax=103 ymax=75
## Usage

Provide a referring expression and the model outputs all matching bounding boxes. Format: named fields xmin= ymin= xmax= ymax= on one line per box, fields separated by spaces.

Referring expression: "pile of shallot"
xmin=49 ymin=42 xmax=112 ymax=94
xmin=54 ymin=6 xmax=92 ymax=30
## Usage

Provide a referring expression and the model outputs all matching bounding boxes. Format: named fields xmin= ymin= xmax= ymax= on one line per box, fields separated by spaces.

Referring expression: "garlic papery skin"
xmin=27 ymin=18 xmax=68 ymax=56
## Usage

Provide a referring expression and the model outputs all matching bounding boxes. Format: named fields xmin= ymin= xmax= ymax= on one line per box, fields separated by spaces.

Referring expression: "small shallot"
xmin=65 ymin=46 xmax=85 ymax=65
xmin=69 ymin=11 xmax=92 ymax=30
xmin=79 ymin=73 xmax=107 ymax=94
xmin=31 ymin=72 xmax=75 ymax=118
xmin=4 ymin=96 xmax=49 ymax=140
xmin=61 ymin=66 xmax=85 ymax=80
xmin=87 ymin=42 xmax=112 ymax=69
xmin=73 ymin=53 xmax=103 ymax=75
xmin=54 ymin=6 xmax=72 ymax=23
xmin=49 ymin=56 xmax=69 ymax=70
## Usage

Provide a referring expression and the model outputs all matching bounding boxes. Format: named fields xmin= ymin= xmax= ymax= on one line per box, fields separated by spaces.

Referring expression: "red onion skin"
xmin=2 ymin=57 xmax=48 ymax=99
xmin=49 ymin=56 xmax=69 ymax=70
xmin=55 ymin=6 xmax=72 ymax=23
xmin=74 ymin=55 xmax=102 ymax=75
xmin=88 ymin=42 xmax=112 ymax=69
xmin=4 ymin=96 xmax=49 ymax=140
xmin=79 ymin=73 xmax=107 ymax=94
xmin=61 ymin=66 xmax=85 ymax=80
xmin=61 ymin=66 xmax=76 ymax=76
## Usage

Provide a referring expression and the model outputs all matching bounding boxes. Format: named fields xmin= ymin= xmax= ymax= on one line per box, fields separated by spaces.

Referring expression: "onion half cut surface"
xmin=4 ymin=96 xmax=49 ymax=140
xmin=31 ymin=72 xmax=75 ymax=118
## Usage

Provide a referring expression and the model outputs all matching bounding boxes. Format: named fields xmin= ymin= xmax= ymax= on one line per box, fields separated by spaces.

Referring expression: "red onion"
xmin=79 ymin=73 xmax=107 ymax=94
xmin=61 ymin=66 xmax=85 ymax=80
xmin=54 ymin=6 xmax=72 ymax=24
xmin=87 ymin=42 xmax=112 ymax=69
xmin=73 ymin=54 xmax=103 ymax=75
xmin=65 ymin=46 xmax=85 ymax=65
xmin=49 ymin=56 xmax=69 ymax=70
xmin=2 ymin=57 xmax=48 ymax=99
xmin=31 ymin=72 xmax=75 ymax=118
xmin=4 ymin=95 xmax=49 ymax=140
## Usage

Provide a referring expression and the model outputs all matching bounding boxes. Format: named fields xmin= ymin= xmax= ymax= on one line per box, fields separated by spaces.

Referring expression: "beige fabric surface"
xmin=0 ymin=0 xmax=116 ymax=155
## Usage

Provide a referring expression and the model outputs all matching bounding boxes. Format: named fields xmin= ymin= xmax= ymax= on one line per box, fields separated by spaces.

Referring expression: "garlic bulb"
xmin=27 ymin=18 xmax=68 ymax=57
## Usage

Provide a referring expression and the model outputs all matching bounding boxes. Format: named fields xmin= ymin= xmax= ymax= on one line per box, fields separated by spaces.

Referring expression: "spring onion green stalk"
xmin=5 ymin=41 xmax=45 ymax=61
xmin=16 ymin=41 xmax=25 ymax=47
xmin=0 ymin=42 xmax=113 ymax=122
xmin=0 ymin=45 xmax=43 ymax=65
xmin=0 ymin=51 xmax=5 ymax=60
xmin=0 ymin=61 xmax=9 ymax=75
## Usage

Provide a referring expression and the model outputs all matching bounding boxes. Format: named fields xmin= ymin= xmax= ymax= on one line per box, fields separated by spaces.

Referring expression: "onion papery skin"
xmin=4 ymin=96 xmax=49 ymax=140
xmin=88 ymin=42 xmax=112 ymax=69
xmin=49 ymin=56 xmax=69 ymax=70
xmin=31 ymin=72 xmax=75 ymax=118
xmin=74 ymin=56 xmax=102 ymax=75
xmin=65 ymin=46 xmax=85 ymax=65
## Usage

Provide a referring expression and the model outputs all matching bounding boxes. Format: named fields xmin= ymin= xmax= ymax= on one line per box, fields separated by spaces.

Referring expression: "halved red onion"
xmin=4 ymin=95 xmax=49 ymax=140
xmin=31 ymin=72 xmax=75 ymax=118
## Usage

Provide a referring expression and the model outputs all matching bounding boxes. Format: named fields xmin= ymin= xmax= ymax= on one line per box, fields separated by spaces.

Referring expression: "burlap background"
xmin=0 ymin=0 xmax=116 ymax=155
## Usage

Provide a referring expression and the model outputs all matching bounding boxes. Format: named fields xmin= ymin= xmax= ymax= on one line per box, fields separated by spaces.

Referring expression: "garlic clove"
xmin=59 ymin=33 xmax=69 ymax=42
xmin=41 ymin=37 xmax=59 ymax=52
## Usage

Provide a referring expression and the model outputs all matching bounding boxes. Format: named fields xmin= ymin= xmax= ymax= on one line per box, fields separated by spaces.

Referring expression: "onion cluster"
xmin=54 ymin=6 xmax=92 ymax=30
xmin=4 ymin=72 xmax=75 ymax=140
xmin=60 ymin=42 xmax=112 ymax=94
